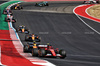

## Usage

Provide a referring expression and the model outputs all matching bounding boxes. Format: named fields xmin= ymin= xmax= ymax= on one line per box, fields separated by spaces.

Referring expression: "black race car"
xmin=11 ymin=4 xmax=23 ymax=10
xmin=16 ymin=25 xmax=29 ymax=34
xmin=25 ymin=34 xmax=41 ymax=42
xmin=23 ymin=42 xmax=40 ymax=53
xmin=35 ymin=1 xmax=49 ymax=7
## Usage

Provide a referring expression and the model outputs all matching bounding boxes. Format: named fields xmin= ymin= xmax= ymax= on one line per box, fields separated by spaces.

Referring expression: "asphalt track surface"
xmin=12 ymin=2 xmax=100 ymax=66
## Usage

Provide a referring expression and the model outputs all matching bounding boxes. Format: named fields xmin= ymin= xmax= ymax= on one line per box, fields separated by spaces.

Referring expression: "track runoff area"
xmin=1 ymin=0 xmax=100 ymax=66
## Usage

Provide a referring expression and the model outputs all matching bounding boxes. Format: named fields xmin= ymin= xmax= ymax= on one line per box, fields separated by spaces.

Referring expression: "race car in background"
xmin=83 ymin=0 xmax=99 ymax=4
xmin=11 ymin=4 xmax=23 ymax=10
xmin=35 ymin=1 xmax=49 ymax=7
xmin=16 ymin=25 xmax=29 ymax=34
xmin=25 ymin=34 xmax=41 ymax=42
xmin=3 ymin=9 xmax=12 ymax=15
xmin=31 ymin=44 xmax=66 ymax=59
xmin=5 ymin=14 xmax=16 ymax=22
xmin=23 ymin=42 xmax=40 ymax=53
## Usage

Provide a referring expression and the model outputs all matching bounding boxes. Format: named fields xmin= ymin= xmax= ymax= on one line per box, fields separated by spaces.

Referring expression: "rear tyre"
xmin=16 ymin=29 xmax=18 ymax=32
xmin=25 ymin=30 xmax=29 ymax=34
xmin=12 ymin=19 xmax=16 ymax=23
xmin=32 ymin=48 xmax=38 ymax=56
xmin=46 ymin=3 xmax=49 ymax=6
xmin=27 ymin=31 xmax=29 ymax=34
xmin=59 ymin=50 xmax=66 ymax=59
xmin=23 ymin=45 xmax=28 ymax=52
xmin=38 ymin=49 xmax=46 ymax=57
xmin=21 ymin=6 xmax=23 ymax=9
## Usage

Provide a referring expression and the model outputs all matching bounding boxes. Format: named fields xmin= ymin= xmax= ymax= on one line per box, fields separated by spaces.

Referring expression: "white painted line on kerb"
xmin=73 ymin=5 xmax=100 ymax=35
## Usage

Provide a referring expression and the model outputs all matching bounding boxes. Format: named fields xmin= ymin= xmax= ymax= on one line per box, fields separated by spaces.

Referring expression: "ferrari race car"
xmin=23 ymin=42 xmax=40 ymax=53
xmin=31 ymin=44 xmax=66 ymax=59
xmin=5 ymin=15 xmax=16 ymax=22
xmin=16 ymin=25 xmax=29 ymax=34
xmin=83 ymin=0 xmax=98 ymax=4
xmin=35 ymin=1 xmax=49 ymax=7
xmin=3 ymin=9 xmax=12 ymax=15
xmin=11 ymin=4 xmax=23 ymax=10
xmin=25 ymin=34 xmax=41 ymax=42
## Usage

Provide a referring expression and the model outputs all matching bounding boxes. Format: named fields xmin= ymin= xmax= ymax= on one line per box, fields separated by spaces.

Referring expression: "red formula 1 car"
xmin=32 ymin=44 xmax=66 ymax=59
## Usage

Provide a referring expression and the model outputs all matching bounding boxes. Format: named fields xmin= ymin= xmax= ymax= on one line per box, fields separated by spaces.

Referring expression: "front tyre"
xmin=38 ymin=49 xmax=46 ymax=57
xmin=59 ymin=50 xmax=66 ymax=59
xmin=32 ymin=48 xmax=38 ymax=57
xmin=46 ymin=3 xmax=49 ymax=6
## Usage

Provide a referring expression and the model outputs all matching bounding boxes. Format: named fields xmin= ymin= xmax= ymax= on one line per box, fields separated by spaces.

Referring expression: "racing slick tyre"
xmin=11 ymin=6 xmax=15 ymax=10
xmin=16 ymin=29 xmax=18 ymax=32
xmin=25 ymin=31 xmax=29 ymax=34
xmin=12 ymin=19 xmax=16 ymax=23
xmin=38 ymin=49 xmax=46 ymax=57
xmin=21 ymin=7 xmax=23 ymax=9
xmin=27 ymin=31 xmax=29 ymax=34
xmin=23 ymin=45 xmax=28 ymax=52
xmin=59 ymin=50 xmax=66 ymax=59
xmin=82 ymin=1 xmax=85 ymax=4
xmin=46 ymin=3 xmax=49 ymax=6
xmin=37 ymin=37 xmax=41 ymax=42
xmin=18 ymin=7 xmax=21 ymax=10
xmin=90 ymin=1 xmax=93 ymax=4
xmin=32 ymin=48 xmax=38 ymax=57
xmin=25 ymin=30 xmax=29 ymax=34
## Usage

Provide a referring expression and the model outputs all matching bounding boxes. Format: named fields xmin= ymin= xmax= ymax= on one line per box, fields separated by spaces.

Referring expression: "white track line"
xmin=73 ymin=5 xmax=100 ymax=35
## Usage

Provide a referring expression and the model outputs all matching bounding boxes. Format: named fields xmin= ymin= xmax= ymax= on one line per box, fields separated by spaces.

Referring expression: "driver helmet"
xmin=22 ymin=25 xmax=24 ymax=27
xmin=47 ymin=43 xmax=50 ymax=45
xmin=17 ymin=4 xmax=19 ymax=6
xmin=32 ymin=33 xmax=35 ymax=36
